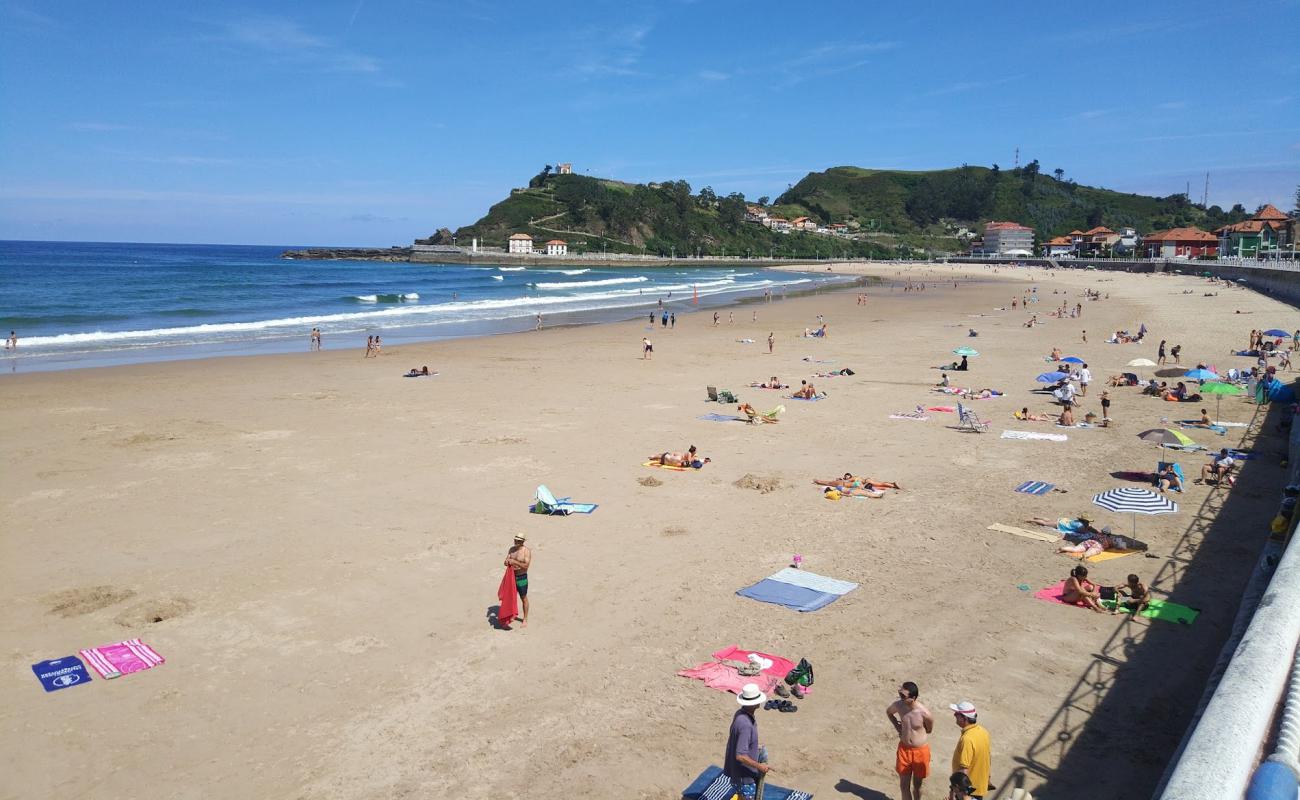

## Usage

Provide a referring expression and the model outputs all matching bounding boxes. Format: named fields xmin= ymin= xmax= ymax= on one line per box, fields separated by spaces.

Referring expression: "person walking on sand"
xmin=364 ymin=335 xmax=374 ymax=358
xmin=725 ymin=684 xmax=772 ymax=800
xmin=1078 ymin=363 xmax=1091 ymax=397
xmin=713 ymin=311 xmax=720 ymax=326
xmin=642 ymin=337 xmax=653 ymax=360
xmin=670 ymin=313 xmax=675 ymax=329
xmin=729 ymin=311 xmax=734 ymax=325
xmin=535 ymin=313 xmax=543 ymax=331
xmin=1157 ymin=339 xmax=1167 ymax=365
xmin=887 ymin=681 xmax=934 ymax=800
xmin=950 ymin=701 xmax=991 ymax=799
xmin=767 ymin=332 xmax=775 ymax=354
xmin=504 ymin=534 xmax=531 ymax=627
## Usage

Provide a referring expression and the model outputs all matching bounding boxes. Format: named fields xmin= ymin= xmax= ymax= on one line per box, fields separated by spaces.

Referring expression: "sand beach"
xmin=1 ymin=262 xmax=1293 ymax=799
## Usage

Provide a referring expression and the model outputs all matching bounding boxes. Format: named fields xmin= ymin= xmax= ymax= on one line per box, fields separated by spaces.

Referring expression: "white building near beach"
xmin=982 ymin=221 xmax=1034 ymax=256
xmin=545 ymin=239 xmax=568 ymax=256
xmin=508 ymin=233 xmax=534 ymax=254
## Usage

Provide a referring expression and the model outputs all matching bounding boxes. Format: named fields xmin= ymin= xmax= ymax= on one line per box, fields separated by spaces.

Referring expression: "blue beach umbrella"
xmin=1036 ymin=371 xmax=1069 ymax=383
xmin=1262 ymin=329 xmax=1289 ymax=337
xmin=1183 ymin=368 xmax=1219 ymax=382
xmin=1060 ymin=356 xmax=1085 ymax=364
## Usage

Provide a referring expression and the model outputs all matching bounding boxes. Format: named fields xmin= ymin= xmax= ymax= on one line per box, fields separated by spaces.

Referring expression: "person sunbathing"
xmin=1113 ymin=574 xmax=1151 ymax=615
xmin=814 ymin=473 xmax=902 ymax=491
xmin=737 ymin=403 xmax=779 ymax=424
xmin=1190 ymin=408 xmax=1213 ymax=427
xmin=962 ymin=388 xmax=1001 ymax=399
xmin=1061 ymin=565 xmax=1107 ymax=613
xmin=936 ymin=372 xmax=950 ymax=388
xmin=794 ymin=380 xmax=819 ymax=399
xmin=1050 ymin=347 xmax=1062 ymax=360
xmin=1058 ymin=406 xmax=1075 ymax=426
xmin=1015 ymin=407 xmax=1053 ymax=421
xmin=1156 ymin=464 xmax=1183 ymax=493
xmin=404 ymin=366 xmax=432 ymax=377
xmin=749 ymin=377 xmax=789 ymax=389
xmin=648 ymin=445 xmax=710 ymax=468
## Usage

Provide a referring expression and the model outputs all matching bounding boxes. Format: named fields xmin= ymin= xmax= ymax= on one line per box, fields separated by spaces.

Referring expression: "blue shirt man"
xmin=724 ymin=684 xmax=771 ymax=798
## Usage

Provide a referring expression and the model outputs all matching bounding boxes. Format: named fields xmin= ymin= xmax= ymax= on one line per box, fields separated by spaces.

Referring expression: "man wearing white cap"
xmin=949 ymin=700 xmax=991 ymax=799
xmin=724 ymin=683 xmax=773 ymax=799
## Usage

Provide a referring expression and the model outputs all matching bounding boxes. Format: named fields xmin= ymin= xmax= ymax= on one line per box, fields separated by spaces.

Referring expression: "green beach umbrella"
xmin=1200 ymin=381 xmax=1242 ymax=421
xmin=952 ymin=347 xmax=980 ymax=357
xmin=1137 ymin=428 xmax=1195 ymax=459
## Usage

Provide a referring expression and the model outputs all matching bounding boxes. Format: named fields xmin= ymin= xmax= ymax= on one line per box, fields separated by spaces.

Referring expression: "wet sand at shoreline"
xmin=1 ymin=262 xmax=1291 ymax=798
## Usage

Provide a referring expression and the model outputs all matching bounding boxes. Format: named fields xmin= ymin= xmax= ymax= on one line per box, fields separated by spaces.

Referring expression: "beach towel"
xmin=1002 ymin=430 xmax=1068 ymax=442
xmin=737 ymin=579 xmax=840 ymax=613
xmin=496 ymin=568 xmax=519 ymax=627
xmin=682 ymin=765 xmax=813 ymax=800
xmin=890 ymin=412 xmax=930 ymax=421
xmin=766 ymin=567 xmax=859 ymax=596
xmin=31 ymin=655 xmax=92 ymax=692
xmin=987 ymin=523 xmax=1061 ymax=543
xmin=79 ymin=639 xmax=164 ymax=680
xmin=1102 ymin=598 xmax=1200 ymax=624
xmin=698 ymin=413 xmax=744 ymax=422
xmin=1178 ymin=422 xmax=1227 ymax=435
xmin=710 ymin=645 xmax=797 ymax=678
xmin=926 ymin=406 xmax=956 ymax=413
xmin=1064 ymin=549 xmax=1135 ymax=563
xmin=786 ymin=394 xmax=825 ymax=401
xmin=677 ymin=662 xmax=778 ymax=695
xmin=644 ymin=461 xmax=691 ymax=471
xmin=1015 ymin=481 xmax=1056 ymax=495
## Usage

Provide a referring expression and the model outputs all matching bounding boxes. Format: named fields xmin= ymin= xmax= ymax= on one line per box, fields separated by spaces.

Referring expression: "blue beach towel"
xmin=737 ymin=579 xmax=839 ymax=612
xmin=786 ymin=395 xmax=826 ymax=401
xmin=31 ymin=656 xmax=92 ymax=692
xmin=1015 ymin=481 xmax=1056 ymax=495
xmin=683 ymin=765 xmax=813 ymax=800
xmin=698 ymin=413 xmax=743 ymax=422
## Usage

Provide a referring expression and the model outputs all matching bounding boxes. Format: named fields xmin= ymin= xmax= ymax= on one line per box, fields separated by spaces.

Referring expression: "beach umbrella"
xmin=1183 ymin=368 xmax=1219 ymax=382
xmin=1092 ymin=487 xmax=1178 ymax=538
xmin=1137 ymin=427 xmax=1195 ymax=460
xmin=1036 ymin=371 xmax=1069 ymax=383
xmin=1262 ymin=329 xmax=1289 ymax=337
xmin=952 ymin=347 xmax=980 ymax=357
xmin=1060 ymin=356 xmax=1084 ymax=364
xmin=1200 ymin=381 xmax=1243 ymax=420
xmin=1127 ymin=358 xmax=1157 ymax=368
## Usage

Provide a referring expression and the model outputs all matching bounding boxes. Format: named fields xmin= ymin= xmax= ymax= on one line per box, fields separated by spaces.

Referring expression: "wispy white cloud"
xmin=2 ymin=2 xmax=57 ymax=30
xmin=0 ymin=184 xmax=429 ymax=207
xmin=213 ymin=16 xmax=381 ymax=74
xmin=566 ymin=22 xmax=654 ymax=78
xmin=1070 ymin=108 xmax=1116 ymax=121
xmin=698 ymin=70 xmax=730 ymax=81
xmin=67 ymin=122 xmax=138 ymax=132
xmin=925 ymin=74 xmax=1023 ymax=97
xmin=774 ymin=41 xmax=896 ymax=87
xmin=1128 ymin=127 xmax=1300 ymax=143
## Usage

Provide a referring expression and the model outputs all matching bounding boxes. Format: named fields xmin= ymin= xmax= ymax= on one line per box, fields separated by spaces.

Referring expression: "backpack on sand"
xmin=784 ymin=658 xmax=814 ymax=687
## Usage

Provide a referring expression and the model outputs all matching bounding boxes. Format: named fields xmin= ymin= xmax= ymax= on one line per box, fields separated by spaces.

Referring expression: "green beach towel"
xmin=1102 ymin=598 xmax=1199 ymax=625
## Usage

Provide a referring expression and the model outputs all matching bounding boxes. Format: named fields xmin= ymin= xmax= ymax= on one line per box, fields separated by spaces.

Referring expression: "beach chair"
xmin=706 ymin=386 xmax=719 ymax=402
xmin=532 ymin=485 xmax=598 ymax=515
xmin=1155 ymin=462 xmax=1187 ymax=492
xmin=957 ymin=402 xmax=990 ymax=433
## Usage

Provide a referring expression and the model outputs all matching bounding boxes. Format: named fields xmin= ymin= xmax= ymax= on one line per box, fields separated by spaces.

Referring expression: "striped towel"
xmin=1001 ymin=430 xmax=1068 ymax=442
xmin=1015 ymin=480 xmax=1055 ymax=495
xmin=890 ymin=412 xmax=929 ymax=421
xmin=79 ymin=639 xmax=165 ymax=679
xmin=689 ymin=769 xmax=813 ymax=800
xmin=769 ymin=567 xmax=858 ymax=595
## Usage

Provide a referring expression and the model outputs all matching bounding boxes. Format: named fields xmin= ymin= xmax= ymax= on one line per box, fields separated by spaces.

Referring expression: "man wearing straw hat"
xmin=724 ymin=683 xmax=773 ymax=799
xmin=503 ymin=534 xmax=531 ymax=627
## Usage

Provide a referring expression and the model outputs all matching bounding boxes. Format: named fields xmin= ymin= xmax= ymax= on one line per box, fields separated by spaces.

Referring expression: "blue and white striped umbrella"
xmin=1092 ymin=487 xmax=1178 ymax=515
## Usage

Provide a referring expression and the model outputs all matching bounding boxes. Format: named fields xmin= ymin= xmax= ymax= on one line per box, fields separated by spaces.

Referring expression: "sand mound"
xmin=661 ymin=526 xmax=688 ymax=537
xmin=638 ymin=476 xmax=663 ymax=487
xmin=113 ymin=597 xmax=194 ymax=627
xmin=734 ymin=473 xmax=782 ymax=494
xmin=44 ymin=586 xmax=136 ymax=618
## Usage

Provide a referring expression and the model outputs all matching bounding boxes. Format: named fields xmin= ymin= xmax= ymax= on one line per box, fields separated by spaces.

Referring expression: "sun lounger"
xmin=531 ymin=484 xmax=598 ymax=515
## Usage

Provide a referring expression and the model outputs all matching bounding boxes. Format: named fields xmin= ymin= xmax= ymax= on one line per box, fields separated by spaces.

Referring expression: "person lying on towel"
xmin=824 ymin=485 xmax=881 ymax=499
xmin=647 ymin=445 xmax=710 ymax=468
xmin=749 ymin=376 xmax=789 ymax=389
xmin=814 ymin=473 xmax=903 ymax=491
xmin=1015 ymin=407 xmax=1054 ymax=421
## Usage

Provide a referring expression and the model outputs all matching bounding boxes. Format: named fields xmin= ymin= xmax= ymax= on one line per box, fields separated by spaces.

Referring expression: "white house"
xmin=545 ymin=239 xmax=568 ymax=256
xmin=508 ymin=233 xmax=534 ymax=254
xmin=767 ymin=217 xmax=791 ymax=233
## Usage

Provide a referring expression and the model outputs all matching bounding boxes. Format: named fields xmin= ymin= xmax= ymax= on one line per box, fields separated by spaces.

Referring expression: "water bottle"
xmin=758 ymin=745 xmax=768 ymax=764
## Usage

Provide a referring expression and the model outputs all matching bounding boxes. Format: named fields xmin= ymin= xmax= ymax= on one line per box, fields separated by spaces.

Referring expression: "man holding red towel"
xmin=503 ymin=534 xmax=532 ymax=627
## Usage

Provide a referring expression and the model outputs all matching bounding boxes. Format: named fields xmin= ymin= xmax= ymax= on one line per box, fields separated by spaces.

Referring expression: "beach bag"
xmin=719 ymin=390 xmax=738 ymax=404
xmin=785 ymin=658 xmax=814 ymax=687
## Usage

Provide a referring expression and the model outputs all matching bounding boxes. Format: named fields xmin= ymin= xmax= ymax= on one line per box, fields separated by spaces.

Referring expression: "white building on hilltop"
xmin=545 ymin=239 xmax=568 ymax=255
xmin=508 ymin=233 xmax=534 ymax=254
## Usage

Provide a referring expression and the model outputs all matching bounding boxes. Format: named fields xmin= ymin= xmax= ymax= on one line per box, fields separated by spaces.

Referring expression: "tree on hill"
xmin=1053 ymin=168 xmax=1065 ymax=182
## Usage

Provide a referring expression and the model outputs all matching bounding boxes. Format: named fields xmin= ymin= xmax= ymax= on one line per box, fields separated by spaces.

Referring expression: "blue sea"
xmin=0 ymin=241 xmax=845 ymax=372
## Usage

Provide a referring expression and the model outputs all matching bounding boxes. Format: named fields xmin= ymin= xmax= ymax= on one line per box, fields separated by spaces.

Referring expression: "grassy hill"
xmin=446 ymin=165 xmax=1255 ymax=258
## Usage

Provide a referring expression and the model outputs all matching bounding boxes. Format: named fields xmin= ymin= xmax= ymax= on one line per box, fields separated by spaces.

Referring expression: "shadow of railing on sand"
xmin=992 ymin=401 xmax=1289 ymax=799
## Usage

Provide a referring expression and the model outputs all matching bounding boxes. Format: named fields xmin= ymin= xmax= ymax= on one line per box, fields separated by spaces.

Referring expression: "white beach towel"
xmin=768 ymin=567 xmax=859 ymax=596
xmin=1001 ymin=430 xmax=1068 ymax=442
xmin=890 ymin=413 xmax=929 ymax=421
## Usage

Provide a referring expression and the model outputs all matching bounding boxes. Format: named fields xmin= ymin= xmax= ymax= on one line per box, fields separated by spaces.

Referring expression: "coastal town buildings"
xmin=1043 ymin=236 xmax=1075 ymax=256
xmin=544 ymin=239 xmax=568 ymax=256
xmin=1143 ymin=227 xmax=1218 ymax=258
xmin=508 ymin=233 xmax=534 ymax=254
xmin=765 ymin=217 xmax=791 ymax=233
xmin=981 ymin=221 xmax=1035 ymax=256
xmin=1217 ymin=205 xmax=1293 ymax=258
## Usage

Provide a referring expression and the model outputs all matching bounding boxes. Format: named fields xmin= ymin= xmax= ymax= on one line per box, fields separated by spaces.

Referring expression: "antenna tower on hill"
xmin=1014 ymin=146 xmax=1019 ymax=168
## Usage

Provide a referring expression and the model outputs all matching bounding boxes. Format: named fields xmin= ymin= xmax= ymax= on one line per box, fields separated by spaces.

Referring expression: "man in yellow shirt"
xmin=949 ymin=700 xmax=991 ymax=798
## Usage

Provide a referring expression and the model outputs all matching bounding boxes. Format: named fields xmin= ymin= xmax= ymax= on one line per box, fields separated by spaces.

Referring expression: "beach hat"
xmin=737 ymin=683 xmax=767 ymax=707
xmin=513 ymin=534 xmax=527 ymax=542
xmin=950 ymin=700 xmax=977 ymax=719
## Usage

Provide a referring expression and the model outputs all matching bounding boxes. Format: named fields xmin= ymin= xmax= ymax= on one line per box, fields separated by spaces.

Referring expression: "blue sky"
xmin=1 ymin=0 xmax=1297 ymax=246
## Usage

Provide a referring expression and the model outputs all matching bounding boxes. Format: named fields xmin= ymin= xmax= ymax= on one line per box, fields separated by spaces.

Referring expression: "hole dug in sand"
xmin=114 ymin=597 xmax=194 ymax=628
xmin=44 ymin=586 xmax=137 ymax=618
xmin=733 ymin=473 xmax=783 ymax=494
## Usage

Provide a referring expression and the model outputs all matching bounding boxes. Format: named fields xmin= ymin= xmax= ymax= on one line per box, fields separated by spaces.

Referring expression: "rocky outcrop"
xmin=414 ymin=228 xmax=455 ymax=246
xmin=281 ymin=247 xmax=411 ymax=261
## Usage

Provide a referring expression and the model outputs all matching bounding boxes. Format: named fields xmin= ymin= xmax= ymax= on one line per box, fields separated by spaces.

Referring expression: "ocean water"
xmin=0 ymin=241 xmax=846 ymax=372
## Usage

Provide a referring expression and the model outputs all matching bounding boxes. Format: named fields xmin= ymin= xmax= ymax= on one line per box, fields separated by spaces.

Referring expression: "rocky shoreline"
xmin=281 ymin=247 xmax=412 ymax=261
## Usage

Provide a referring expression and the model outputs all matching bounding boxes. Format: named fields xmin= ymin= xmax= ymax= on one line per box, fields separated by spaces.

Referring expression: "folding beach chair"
xmin=1155 ymin=462 xmax=1186 ymax=492
xmin=957 ymin=402 xmax=990 ymax=433
xmin=532 ymin=485 xmax=598 ymax=515
xmin=706 ymin=386 xmax=719 ymax=402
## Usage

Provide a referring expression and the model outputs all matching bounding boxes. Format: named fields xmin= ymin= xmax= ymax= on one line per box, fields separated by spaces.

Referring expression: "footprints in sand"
xmin=41 ymin=586 xmax=194 ymax=628
xmin=457 ymin=435 xmax=527 ymax=446
xmin=337 ymin=635 xmax=386 ymax=654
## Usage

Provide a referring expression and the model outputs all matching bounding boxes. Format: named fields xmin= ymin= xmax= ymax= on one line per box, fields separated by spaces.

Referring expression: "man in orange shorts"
xmin=886 ymin=681 xmax=933 ymax=800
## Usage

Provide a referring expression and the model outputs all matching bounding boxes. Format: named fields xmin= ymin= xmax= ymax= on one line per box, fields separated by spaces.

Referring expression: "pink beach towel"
xmin=79 ymin=639 xmax=165 ymax=679
xmin=711 ymin=645 xmax=796 ymax=678
xmin=926 ymin=406 xmax=956 ymax=413
xmin=1033 ymin=581 xmax=1086 ymax=608
xmin=678 ymin=662 xmax=778 ymax=695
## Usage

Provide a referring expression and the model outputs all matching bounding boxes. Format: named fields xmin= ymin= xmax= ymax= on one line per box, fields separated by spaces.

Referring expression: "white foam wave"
xmin=355 ymin=294 xmax=378 ymax=302
xmin=403 ymin=293 xmax=419 ymax=300
xmin=498 ymin=266 xmax=526 ymax=272
xmin=533 ymin=276 xmax=648 ymax=290
xmin=558 ymin=269 xmax=590 ymax=275
xmin=491 ymin=275 xmax=504 ymax=280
